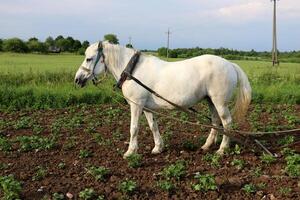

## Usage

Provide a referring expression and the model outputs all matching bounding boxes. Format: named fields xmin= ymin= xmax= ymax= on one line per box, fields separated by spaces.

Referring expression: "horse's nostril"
xmin=75 ymin=78 xmax=79 ymax=84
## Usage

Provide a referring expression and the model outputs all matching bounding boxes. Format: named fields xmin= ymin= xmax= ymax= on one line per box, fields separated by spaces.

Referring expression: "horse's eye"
xmin=86 ymin=58 xmax=92 ymax=62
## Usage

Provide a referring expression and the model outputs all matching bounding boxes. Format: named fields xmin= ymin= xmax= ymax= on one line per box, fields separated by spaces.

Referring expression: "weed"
xmin=231 ymin=144 xmax=242 ymax=155
xmin=231 ymin=159 xmax=245 ymax=170
xmin=86 ymin=166 xmax=110 ymax=181
xmin=279 ymin=187 xmax=292 ymax=196
xmin=0 ymin=163 xmax=9 ymax=170
xmin=13 ymin=116 xmax=33 ymax=129
xmin=162 ymin=131 xmax=173 ymax=149
xmin=52 ymin=192 xmax=64 ymax=200
xmin=162 ymin=160 xmax=186 ymax=181
xmin=157 ymin=180 xmax=175 ymax=192
xmin=281 ymin=147 xmax=295 ymax=157
xmin=251 ymin=167 xmax=262 ymax=177
xmin=278 ymin=135 xmax=295 ymax=146
xmin=79 ymin=188 xmax=97 ymax=200
xmin=126 ymin=153 xmax=142 ymax=168
xmin=284 ymin=153 xmax=300 ymax=177
xmin=257 ymin=182 xmax=266 ymax=190
xmin=58 ymin=162 xmax=66 ymax=169
xmin=242 ymin=183 xmax=256 ymax=194
xmin=0 ymin=174 xmax=22 ymax=200
xmin=260 ymin=153 xmax=276 ymax=165
xmin=79 ymin=149 xmax=93 ymax=158
xmin=192 ymin=173 xmax=217 ymax=192
xmin=32 ymin=166 xmax=47 ymax=181
xmin=63 ymin=136 xmax=77 ymax=150
xmin=32 ymin=124 xmax=44 ymax=135
xmin=202 ymin=153 xmax=221 ymax=168
xmin=17 ymin=135 xmax=56 ymax=152
xmin=182 ymin=140 xmax=198 ymax=151
xmin=118 ymin=179 xmax=137 ymax=195
xmin=0 ymin=136 xmax=12 ymax=152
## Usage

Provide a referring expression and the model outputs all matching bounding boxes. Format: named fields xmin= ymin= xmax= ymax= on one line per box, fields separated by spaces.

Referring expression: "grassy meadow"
xmin=0 ymin=52 xmax=299 ymax=110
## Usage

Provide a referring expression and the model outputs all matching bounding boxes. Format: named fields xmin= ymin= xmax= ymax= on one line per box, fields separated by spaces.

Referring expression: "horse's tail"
xmin=232 ymin=63 xmax=252 ymax=122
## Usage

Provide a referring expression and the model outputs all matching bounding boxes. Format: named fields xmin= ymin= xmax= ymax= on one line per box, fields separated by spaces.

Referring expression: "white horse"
xmin=75 ymin=41 xmax=251 ymax=158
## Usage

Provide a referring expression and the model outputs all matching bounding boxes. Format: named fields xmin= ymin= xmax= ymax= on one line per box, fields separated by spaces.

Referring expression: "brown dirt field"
xmin=0 ymin=104 xmax=299 ymax=200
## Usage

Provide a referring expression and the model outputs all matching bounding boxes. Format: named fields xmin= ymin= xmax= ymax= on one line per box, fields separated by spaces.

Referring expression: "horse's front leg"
xmin=144 ymin=111 xmax=163 ymax=154
xmin=123 ymin=103 xmax=143 ymax=158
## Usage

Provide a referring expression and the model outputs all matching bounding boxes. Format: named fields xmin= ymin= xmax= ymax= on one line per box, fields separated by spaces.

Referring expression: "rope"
xmin=110 ymin=90 xmax=300 ymax=137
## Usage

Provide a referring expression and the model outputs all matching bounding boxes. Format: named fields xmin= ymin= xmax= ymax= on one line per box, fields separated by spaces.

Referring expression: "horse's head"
xmin=74 ymin=41 xmax=106 ymax=87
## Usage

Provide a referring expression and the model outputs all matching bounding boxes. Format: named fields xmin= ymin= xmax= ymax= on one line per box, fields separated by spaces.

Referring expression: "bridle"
xmin=81 ymin=41 xmax=108 ymax=85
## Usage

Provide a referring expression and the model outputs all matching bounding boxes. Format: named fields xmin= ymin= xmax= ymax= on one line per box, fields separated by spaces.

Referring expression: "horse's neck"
xmin=105 ymin=45 xmax=135 ymax=81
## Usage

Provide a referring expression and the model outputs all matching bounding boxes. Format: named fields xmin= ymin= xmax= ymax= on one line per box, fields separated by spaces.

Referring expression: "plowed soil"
xmin=0 ymin=104 xmax=299 ymax=200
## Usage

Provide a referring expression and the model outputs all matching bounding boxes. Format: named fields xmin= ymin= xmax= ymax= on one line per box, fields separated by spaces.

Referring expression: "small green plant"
xmin=0 ymin=136 xmax=12 ymax=152
xmin=231 ymin=144 xmax=242 ymax=155
xmin=79 ymin=149 xmax=93 ymax=158
xmin=86 ymin=166 xmax=110 ymax=181
xmin=260 ymin=153 xmax=276 ymax=165
xmin=52 ymin=192 xmax=64 ymax=200
xmin=231 ymin=159 xmax=245 ymax=170
xmin=17 ymin=135 xmax=56 ymax=152
xmin=284 ymin=153 xmax=300 ymax=177
xmin=162 ymin=160 xmax=186 ymax=181
xmin=0 ymin=174 xmax=22 ymax=200
xmin=162 ymin=131 xmax=173 ymax=149
xmin=251 ymin=167 xmax=262 ymax=177
xmin=279 ymin=187 xmax=292 ymax=196
xmin=58 ymin=162 xmax=66 ymax=169
xmin=281 ymin=147 xmax=295 ymax=156
xmin=242 ymin=183 xmax=256 ymax=194
xmin=202 ymin=153 xmax=221 ymax=168
xmin=32 ymin=166 xmax=47 ymax=181
xmin=118 ymin=179 xmax=137 ymax=195
xmin=79 ymin=188 xmax=97 ymax=200
xmin=278 ymin=135 xmax=294 ymax=146
xmin=13 ymin=116 xmax=33 ymax=129
xmin=157 ymin=180 xmax=175 ymax=192
xmin=182 ymin=140 xmax=198 ymax=151
xmin=32 ymin=124 xmax=44 ymax=134
xmin=192 ymin=173 xmax=217 ymax=192
xmin=126 ymin=153 xmax=142 ymax=168
xmin=0 ymin=163 xmax=9 ymax=170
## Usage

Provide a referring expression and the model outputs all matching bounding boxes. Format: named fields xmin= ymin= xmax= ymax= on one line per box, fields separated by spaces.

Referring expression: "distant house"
xmin=48 ymin=46 xmax=61 ymax=53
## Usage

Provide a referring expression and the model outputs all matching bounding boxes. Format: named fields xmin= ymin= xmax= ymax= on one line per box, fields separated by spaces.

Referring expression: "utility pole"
xmin=271 ymin=0 xmax=279 ymax=66
xmin=166 ymin=28 xmax=171 ymax=58
xmin=128 ymin=36 xmax=132 ymax=46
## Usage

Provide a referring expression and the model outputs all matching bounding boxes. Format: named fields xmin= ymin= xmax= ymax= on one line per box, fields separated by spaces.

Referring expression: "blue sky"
xmin=1 ymin=0 xmax=300 ymax=51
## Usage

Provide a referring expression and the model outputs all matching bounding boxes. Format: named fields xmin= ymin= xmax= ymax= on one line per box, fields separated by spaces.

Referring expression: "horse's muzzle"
xmin=74 ymin=76 xmax=88 ymax=88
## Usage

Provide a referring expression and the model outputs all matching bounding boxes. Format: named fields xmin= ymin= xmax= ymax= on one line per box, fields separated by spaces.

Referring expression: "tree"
xmin=45 ymin=36 xmax=55 ymax=48
xmin=82 ymin=40 xmax=90 ymax=49
xmin=27 ymin=38 xmax=46 ymax=53
xmin=157 ymin=47 xmax=167 ymax=57
xmin=3 ymin=38 xmax=28 ymax=53
xmin=0 ymin=39 xmax=3 ymax=51
xmin=73 ymin=40 xmax=82 ymax=52
xmin=104 ymin=34 xmax=119 ymax=44
xmin=126 ymin=44 xmax=133 ymax=48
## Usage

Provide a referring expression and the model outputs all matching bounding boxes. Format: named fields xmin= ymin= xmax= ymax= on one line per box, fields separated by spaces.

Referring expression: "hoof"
xmin=216 ymin=149 xmax=225 ymax=156
xmin=123 ymin=149 xmax=136 ymax=159
xmin=201 ymin=145 xmax=210 ymax=152
xmin=151 ymin=146 xmax=163 ymax=154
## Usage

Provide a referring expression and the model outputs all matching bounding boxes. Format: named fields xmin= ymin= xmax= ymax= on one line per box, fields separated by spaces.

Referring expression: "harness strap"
xmin=116 ymin=51 xmax=141 ymax=89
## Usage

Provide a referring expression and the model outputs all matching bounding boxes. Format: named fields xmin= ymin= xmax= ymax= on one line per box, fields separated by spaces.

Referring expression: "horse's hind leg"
xmin=123 ymin=103 xmax=143 ymax=158
xmin=201 ymin=102 xmax=221 ymax=151
xmin=213 ymin=102 xmax=232 ymax=155
xmin=144 ymin=111 xmax=164 ymax=154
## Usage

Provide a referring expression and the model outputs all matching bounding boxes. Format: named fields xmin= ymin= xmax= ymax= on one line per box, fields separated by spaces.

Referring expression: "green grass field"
xmin=0 ymin=53 xmax=299 ymax=109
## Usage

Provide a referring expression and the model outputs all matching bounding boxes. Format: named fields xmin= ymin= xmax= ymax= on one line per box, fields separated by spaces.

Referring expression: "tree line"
xmin=157 ymin=47 xmax=300 ymax=62
xmin=0 ymin=36 xmax=91 ymax=54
